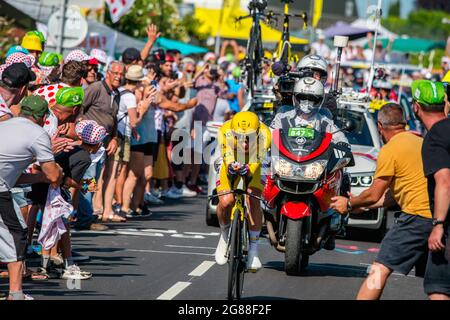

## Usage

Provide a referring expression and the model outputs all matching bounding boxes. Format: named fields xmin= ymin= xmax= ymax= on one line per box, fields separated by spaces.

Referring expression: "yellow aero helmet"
xmin=231 ymin=111 xmax=260 ymax=138
xmin=21 ymin=34 xmax=43 ymax=52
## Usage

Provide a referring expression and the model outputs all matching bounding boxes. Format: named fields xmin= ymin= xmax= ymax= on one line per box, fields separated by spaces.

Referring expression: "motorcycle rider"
xmin=215 ymin=111 xmax=271 ymax=271
xmin=296 ymin=54 xmax=338 ymax=120
xmin=270 ymin=77 xmax=350 ymax=249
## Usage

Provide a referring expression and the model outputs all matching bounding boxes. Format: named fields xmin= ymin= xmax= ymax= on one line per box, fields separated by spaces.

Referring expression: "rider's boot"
xmin=215 ymin=224 xmax=230 ymax=265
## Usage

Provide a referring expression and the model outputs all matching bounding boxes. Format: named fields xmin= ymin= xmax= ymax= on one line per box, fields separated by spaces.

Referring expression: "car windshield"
xmin=335 ymin=109 xmax=374 ymax=147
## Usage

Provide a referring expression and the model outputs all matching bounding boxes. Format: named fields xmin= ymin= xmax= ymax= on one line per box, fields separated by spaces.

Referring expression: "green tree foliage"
xmin=382 ymin=10 xmax=450 ymax=41
xmin=388 ymin=0 xmax=400 ymax=18
xmin=382 ymin=9 xmax=449 ymax=69
xmin=105 ymin=0 xmax=207 ymax=44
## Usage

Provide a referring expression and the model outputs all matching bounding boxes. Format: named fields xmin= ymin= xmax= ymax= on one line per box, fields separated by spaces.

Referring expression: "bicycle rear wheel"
xmin=227 ymin=208 xmax=242 ymax=300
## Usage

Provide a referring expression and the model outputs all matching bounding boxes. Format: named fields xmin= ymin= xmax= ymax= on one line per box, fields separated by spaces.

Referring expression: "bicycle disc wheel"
xmin=227 ymin=209 xmax=241 ymax=300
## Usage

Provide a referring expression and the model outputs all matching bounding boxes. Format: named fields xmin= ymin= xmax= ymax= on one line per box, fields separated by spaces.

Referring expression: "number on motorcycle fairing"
xmin=288 ymin=127 xmax=315 ymax=139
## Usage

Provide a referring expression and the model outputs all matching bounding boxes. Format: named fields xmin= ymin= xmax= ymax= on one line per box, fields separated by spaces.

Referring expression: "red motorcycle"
xmin=262 ymin=120 xmax=355 ymax=275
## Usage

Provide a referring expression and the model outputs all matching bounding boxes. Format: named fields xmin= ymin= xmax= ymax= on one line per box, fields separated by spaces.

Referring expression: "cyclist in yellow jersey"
xmin=215 ymin=111 xmax=271 ymax=271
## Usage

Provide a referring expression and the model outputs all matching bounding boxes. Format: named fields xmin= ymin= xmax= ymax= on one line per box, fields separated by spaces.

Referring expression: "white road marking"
xmin=188 ymin=261 xmax=216 ymax=277
xmin=71 ymin=230 xmax=164 ymax=237
xmin=157 ymin=282 xmax=191 ymax=300
xmin=141 ymin=228 xmax=177 ymax=234
xmin=183 ymin=232 xmax=220 ymax=236
xmin=171 ymin=234 xmax=205 ymax=239
xmin=127 ymin=249 xmax=214 ymax=257
xmin=166 ymin=245 xmax=216 ymax=250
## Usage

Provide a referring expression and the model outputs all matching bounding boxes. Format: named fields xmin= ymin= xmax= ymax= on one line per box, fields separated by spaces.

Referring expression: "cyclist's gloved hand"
xmin=228 ymin=161 xmax=241 ymax=176
xmin=239 ymin=164 xmax=250 ymax=177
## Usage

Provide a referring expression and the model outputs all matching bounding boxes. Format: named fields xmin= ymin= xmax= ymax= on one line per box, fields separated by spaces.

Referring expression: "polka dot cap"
xmin=5 ymin=52 xmax=33 ymax=69
xmin=75 ymin=120 xmax=108 ymax=145
xmin=33 ymin=83 xmax=69 ymax=106
xmin=64 ymin=50 xmax=92 ymax=64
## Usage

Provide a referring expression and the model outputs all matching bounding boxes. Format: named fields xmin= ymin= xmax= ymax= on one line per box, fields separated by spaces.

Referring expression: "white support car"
xmin=336 ymin=91 xmax=386 ymax=240
xmin=206 ymin=90 xmax=387 ymax=240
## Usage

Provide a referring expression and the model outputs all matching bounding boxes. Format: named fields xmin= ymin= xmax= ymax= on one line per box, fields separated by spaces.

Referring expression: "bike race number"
xmin=288 ymin=127 xmax=314 ymax=139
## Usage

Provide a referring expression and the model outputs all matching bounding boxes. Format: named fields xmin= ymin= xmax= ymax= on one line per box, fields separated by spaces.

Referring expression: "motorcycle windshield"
xmin=280 ymin=126 xmax=326 ymax=157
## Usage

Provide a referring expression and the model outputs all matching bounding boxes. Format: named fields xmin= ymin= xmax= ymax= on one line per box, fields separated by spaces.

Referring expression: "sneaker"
xmin=161 ymin=188 xmax=182 ymax=199
xmin=215 ymin=235 xmax=228 ymax=266
xmin=180 ymin=185 xmax=197 ymax=197
xmin=61 ymin=265 xmax=92 ymax=280
xmin=7 ymin=293 xmax=34 ymax=300
xmin=144 ymin=192 xmax=164 ymax=205
xmin=126 ymin=208 xmax=152 ymax=218
xmin=246 ymin=250 xmax=262 ymax=272
xmin=187 ymin=183 xmax=203 ymax=194
xmin=151 ymin=188 xmax=162 ymax=199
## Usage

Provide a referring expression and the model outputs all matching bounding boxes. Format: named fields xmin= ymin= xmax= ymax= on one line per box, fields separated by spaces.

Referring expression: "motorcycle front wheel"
xmin=284 ymin=218 xmax=309 ymax=276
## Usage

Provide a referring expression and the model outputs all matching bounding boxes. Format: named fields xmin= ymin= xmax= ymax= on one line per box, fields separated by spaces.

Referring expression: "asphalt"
xmin=0 ymin=194 xmax=427 ymax=300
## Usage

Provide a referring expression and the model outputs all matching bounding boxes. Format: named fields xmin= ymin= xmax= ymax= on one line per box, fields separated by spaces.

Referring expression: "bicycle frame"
xmin=270 ymin=1 xmax=308 ymax=66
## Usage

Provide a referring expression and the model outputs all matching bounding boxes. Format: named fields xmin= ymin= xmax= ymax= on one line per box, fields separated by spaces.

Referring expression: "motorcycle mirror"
xmin=343 ymin=119 xmax=357 ymax=132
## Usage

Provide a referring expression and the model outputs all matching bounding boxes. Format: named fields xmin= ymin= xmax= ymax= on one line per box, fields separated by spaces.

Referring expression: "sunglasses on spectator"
xmin=185 ymin=69 xmax=195 ymax=74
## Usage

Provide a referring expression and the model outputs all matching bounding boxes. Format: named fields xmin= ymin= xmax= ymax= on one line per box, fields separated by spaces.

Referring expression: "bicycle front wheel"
xmin=227 ymin=208 xmax=243 ymax=300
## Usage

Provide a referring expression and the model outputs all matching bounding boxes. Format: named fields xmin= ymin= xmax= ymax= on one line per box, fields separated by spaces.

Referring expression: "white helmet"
xmin=297 ymin=54 xmax=328 ymax=84
xmin=293 ymin=77 xmax=324 ymax=114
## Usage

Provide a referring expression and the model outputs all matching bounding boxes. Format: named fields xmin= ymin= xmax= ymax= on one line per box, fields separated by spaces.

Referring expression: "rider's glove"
xmin=239 ymin=164 xmax=250 ymax=177
xmin=228 ymin=162 xmax=241 ymax=176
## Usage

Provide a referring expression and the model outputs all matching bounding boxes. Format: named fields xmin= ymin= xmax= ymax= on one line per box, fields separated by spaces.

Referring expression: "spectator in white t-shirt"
xmin=102 ymin=65 xmax=155 ymax=221
xmin=311 ymin=34 xmax=331 ymax=59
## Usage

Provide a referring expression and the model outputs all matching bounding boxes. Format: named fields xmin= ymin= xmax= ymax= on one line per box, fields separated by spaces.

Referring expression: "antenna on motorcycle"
xmin=332 ymin=35 xmax=349 ymax=93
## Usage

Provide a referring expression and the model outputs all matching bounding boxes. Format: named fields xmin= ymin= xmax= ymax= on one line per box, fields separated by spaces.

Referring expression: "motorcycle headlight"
xmin=272 ymin=156 xmax=327 ymax=180
xmin=351 ymin=175 xmax=373 ymax=187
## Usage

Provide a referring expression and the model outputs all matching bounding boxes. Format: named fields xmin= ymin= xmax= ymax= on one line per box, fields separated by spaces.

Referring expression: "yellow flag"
xmin=313 ymin=0 xmax=323 ymax=28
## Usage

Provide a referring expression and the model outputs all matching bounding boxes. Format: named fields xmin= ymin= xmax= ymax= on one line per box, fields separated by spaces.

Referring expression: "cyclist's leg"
xmin=215 ymin=164 xmax=236 ymax=265
xmin=246 ymin=169 xmax=264 ymax=271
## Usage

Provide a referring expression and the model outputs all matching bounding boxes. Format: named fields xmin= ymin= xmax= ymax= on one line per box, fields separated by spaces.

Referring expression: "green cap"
xmin=20 ymin=96 xmax=49 ymax=119
xmin=411 ymin=80 xmax=445 ymax=106
xmin=56 ymin=87 xmax=84 ymax=107
xmin=26 ymin=30 xmax=46 ymax=44
xmin=39 ymin=52 xmax=60 ymax=67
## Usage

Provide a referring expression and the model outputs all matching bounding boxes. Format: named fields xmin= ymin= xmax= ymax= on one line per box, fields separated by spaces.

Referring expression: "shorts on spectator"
xmin=130 ymin=142 xmax=159 ymax=157
xmin=424 ymin=222 xmax=450 ymax=296
xmin=115 ymin=135 xmax=131 ymax=163
xmin=11 ymin=188 xmax=30 ymax=208
xmin=375 ymin=212 xmax=432 ymax=276
xmin=0 ymin=192 xmax=28 ymax=263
